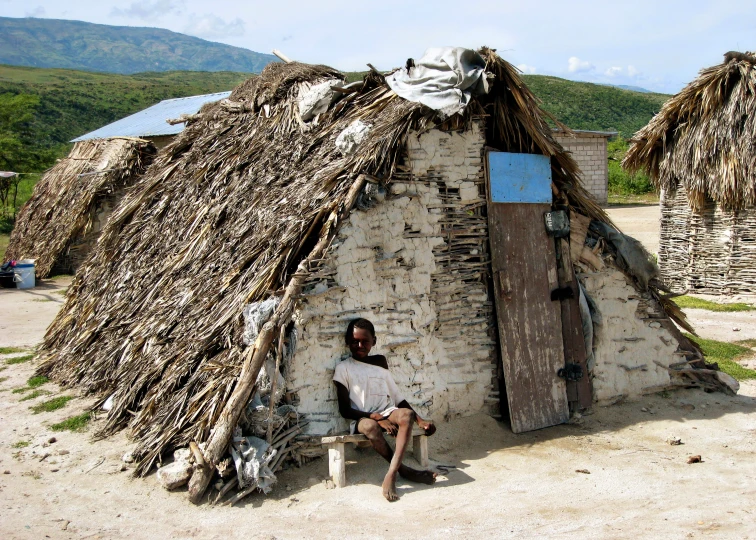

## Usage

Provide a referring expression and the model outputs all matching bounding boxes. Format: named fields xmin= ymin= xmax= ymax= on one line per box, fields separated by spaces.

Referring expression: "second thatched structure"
xmin=3 ymin=137 xmax=156 ymax=277
xmin=624 ymin=51 xmax=756 ymax=294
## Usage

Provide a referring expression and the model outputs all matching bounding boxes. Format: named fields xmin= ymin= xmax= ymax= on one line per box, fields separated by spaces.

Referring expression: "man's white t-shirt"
xmin=333 ymin=358 xmax=405 ymax=423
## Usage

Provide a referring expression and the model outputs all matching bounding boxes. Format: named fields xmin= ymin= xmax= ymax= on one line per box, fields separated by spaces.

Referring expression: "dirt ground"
xmin=1 ymin=212 xmax=755 ymax=539
xmin=606 ymin=204 xmax=661 ymax=255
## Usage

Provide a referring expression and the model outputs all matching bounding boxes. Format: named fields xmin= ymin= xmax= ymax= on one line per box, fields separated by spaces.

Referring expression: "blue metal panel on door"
xmin=488 ymin=152 xmax=552 ymax=204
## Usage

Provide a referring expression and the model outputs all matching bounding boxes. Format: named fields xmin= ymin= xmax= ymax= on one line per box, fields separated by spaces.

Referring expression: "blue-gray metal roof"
xmin=71 ymin=91 xmax=232 ymax=142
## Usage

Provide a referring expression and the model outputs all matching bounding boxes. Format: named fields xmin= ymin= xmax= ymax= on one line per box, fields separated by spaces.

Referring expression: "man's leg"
xmin=358 ymin=413 xmax=436 ymax=501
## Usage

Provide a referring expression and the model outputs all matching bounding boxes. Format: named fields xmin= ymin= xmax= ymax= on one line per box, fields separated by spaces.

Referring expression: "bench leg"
xmin=412 ymin=434 xmax=429 ymax=468
xmin=327 ymin=442 xmax=346 ymax=488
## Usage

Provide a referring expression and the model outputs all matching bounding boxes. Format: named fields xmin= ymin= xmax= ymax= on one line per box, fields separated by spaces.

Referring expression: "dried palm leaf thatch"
xmin=624 ymin=51 xmax=756 ymax=211
xmin=3 ymin=138 xmax=156 ymax=277
xmin=37 ymin=51 xmax=607 ymax=476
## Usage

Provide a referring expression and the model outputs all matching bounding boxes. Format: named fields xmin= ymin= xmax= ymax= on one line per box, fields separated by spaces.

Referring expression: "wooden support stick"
xmin=189 ymin=441 xmax=206 ymax=469
xmin=266 ymin=331 xmax=285 ymax=444
xmin=412 ymin=434 xmax=429 ymax=468
xmin=187 ymin=175 xmax=368 ymax=504
xmin=272 ymin=49 xmax=293 ymax=63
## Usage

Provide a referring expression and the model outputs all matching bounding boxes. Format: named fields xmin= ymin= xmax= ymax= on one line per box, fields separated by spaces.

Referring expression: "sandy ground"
xmin=1 ymin=209 xmax=755 ymax=539
xmin=606 ymin=204 xmax=660 ymax=255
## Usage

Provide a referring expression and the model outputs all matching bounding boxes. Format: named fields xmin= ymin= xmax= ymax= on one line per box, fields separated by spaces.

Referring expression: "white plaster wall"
xmin=287 ymin=122 xmax=498 ymax=435
xmin=581 ymin=266 xmax=679 ymax=403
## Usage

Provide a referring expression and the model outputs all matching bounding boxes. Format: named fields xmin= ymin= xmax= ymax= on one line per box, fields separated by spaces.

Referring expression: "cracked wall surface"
xmin=581 ymin=266 xmax=679 ymax=403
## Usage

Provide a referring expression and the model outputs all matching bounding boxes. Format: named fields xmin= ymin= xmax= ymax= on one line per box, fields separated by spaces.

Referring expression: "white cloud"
xmin=111 ymin=0 xmax=178 ymax=21
xmin=627 ymin=65 xmax=640 ymax=77
xmin=516 ymin=63 xmax=537 ymax=74
xmin=605 ymin=66 xmax=622 ymax=77
xmin=568 ymin=56 xmax=594 ymax=73
xmin=25 ymin=6 xmax=46 ymax=17
xmin=184 ymin=15 xmax=245 ymax=39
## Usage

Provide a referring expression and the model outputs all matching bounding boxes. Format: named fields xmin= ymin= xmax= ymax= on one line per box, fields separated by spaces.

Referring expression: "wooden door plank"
xmin=489 ymin=203 xmax=569 ymax=433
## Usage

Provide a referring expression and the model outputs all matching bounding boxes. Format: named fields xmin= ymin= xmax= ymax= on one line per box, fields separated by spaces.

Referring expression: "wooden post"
xmin=412 ymin=435 xmax=429 ymax=468
xmin=328 ymin=443 xmax=346 ymax=488
xmin=187 ymin=175 xmax=368 ymax=504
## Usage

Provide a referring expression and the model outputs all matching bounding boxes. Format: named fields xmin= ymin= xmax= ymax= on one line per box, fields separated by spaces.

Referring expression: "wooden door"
xmin=486 ymin=152 xmax=569 ymax=433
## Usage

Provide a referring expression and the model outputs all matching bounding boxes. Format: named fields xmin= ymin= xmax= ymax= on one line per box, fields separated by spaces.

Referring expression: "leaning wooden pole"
xmin=187 ymin=174 xmax=368 ymax=503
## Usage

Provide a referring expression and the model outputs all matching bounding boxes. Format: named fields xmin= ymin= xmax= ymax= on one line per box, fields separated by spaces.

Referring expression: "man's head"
xmin=345 ymin=318 xmax=376 ymax=360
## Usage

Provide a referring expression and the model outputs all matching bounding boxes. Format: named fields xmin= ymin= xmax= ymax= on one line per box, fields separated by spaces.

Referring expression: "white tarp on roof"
xmin=386 ymin=47 xmax=491 ymax=118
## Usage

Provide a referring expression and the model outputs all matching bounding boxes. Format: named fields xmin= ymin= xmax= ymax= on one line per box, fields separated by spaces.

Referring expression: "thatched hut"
xmin=37 ymin=49 xmax=721 ymax=502
xmin=4 ymin=137 xmax=156 ymax=277
xmin=624 ymin=51 xmax=756 ymax=294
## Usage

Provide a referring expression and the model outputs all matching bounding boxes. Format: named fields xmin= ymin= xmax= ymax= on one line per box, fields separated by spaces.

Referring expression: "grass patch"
xmin=5 ymin=354 xmax=35 ymax=365
xmin=30 ymin=395 xmax=73 ymax=414
xmin=27 ymin=375 xmax=48 ymax=388
xmin=54 ymin=288 xmax=68 ymax=295
xmin=736 ymin=339 xmax=756 ymax=348
xmin=0 ymin=376 xmax=8 ymax=384
xmin=11 ymin=440 xmax=30 ymax=448
xmin=0 ymin=346 xmax=27 ymax=354
xmin=19 ymin=389 xmax=51 ymax=401
xmin=51 ymin=412 xmax=92 ymax=432
xmin=686 ymin=334 xmax=756 ymax=381
xmin=0 ymin=233 xmax=8 ymax=254
xmin=674 ymin=296 xmax=755 ymax=312
xmin=12 ymin=387 xmax=29 ymax=394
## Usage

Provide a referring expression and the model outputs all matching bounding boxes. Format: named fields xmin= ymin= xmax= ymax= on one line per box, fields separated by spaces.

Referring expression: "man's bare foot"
xmin=382 ymin=472 xmax=399 ymax=502
xmin=399 ymin=466 xmax=437 ymax=485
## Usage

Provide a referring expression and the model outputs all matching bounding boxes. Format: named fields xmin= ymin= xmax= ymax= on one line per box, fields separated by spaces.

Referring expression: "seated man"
xmin=333 ymin=318 xmax=437 ymax=501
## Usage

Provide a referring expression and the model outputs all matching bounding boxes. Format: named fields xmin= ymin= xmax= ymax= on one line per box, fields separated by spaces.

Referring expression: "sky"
xmin=1 ymin=0 xmax=754 ymax=94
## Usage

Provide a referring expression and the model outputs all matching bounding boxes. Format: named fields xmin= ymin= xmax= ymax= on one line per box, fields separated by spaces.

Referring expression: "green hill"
xmin=0 ymin=64 xmax=250 ymax=171
xmin=0 ymin=17 xmax=277 ymax=74
xmin=522 ymin=75 xmax=669 ymax=137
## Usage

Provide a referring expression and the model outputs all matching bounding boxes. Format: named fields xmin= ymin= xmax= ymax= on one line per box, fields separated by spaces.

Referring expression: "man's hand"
xmin=416 ymin=417 xmax=436 ymax=436
xmin=369 ymin=412 xmax=385 ymax=421
xmin=377 ymin=418 xmax=399 ymax=436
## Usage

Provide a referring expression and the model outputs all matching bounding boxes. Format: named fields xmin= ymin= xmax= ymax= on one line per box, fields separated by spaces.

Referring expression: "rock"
xmin=157 ymin=461 xmax=193 ymax=490
xmin=57 ymin=449 xmax=70 ymax=455
xmin=641 ymin=407 xmax=649 ymax=412
xmin=50 ymin=468 xmax=59 ymax=472
xmin=48 ymin=437 xmax=57 ymax=444
xmin=687 ymin=455 xmax=702 ymax=464
xmin=3 ymin=470 xmax=10 ymax=474
xmin=575 ymin=469 xmax=591 ymax=474
xmin=325 ymin=479 xmax=335 ymax=489
xmin=666 ymin=436 xmax=683 ymax=445
xmin=732 ymin=327 xmax=740 ymax=332
xmin=715 ymin=371 xmax=740 ymax=395
xmin=121 ymin=452 xmax=134 ymax=463
xmin=173 ymin=448 xmax=192 ymax=463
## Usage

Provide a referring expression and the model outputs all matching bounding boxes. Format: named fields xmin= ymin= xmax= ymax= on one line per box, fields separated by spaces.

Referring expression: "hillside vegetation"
xmin=523 ymin=75 xmax=668 ymax=138
xmin=0 ymin=17 xmax=277 ymax=74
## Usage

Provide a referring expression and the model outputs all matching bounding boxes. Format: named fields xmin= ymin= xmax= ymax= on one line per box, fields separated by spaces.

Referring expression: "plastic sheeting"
xmin=590 ymin=221 xmax=659 ymax=289
xmin=230 ymin=427 xmax=277 ymax=493
xmin=386 ymin=47 xmax=491 ymax=118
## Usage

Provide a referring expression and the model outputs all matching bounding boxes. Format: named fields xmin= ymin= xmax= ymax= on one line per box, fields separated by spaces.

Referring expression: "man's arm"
xmin=334 ymin=381 xmax=384 ymax=422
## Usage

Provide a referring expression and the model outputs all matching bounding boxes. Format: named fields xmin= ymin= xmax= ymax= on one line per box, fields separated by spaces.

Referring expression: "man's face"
xmin=348 ymin=327 xmax=375 ymax=360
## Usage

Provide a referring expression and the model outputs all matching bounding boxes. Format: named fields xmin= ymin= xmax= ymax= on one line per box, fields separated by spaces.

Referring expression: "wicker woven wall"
xmin=660 ymin=185 xmax=756 ymax=294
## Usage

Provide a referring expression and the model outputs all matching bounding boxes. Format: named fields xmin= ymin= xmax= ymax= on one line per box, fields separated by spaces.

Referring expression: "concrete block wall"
xmin=554 ymin=132 xmax=609 ymax=205
xmin=287 ymin=121 xmax=498 ymax=435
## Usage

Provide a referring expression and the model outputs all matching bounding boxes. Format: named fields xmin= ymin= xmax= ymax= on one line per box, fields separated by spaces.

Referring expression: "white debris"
xmin=335 ymin=119 xmax=371 ymax=155
xmin=298 ymin=79 xmax=344 ymax=122
xmin=121 ymin=452 xmax=134 ymax=464
xmin=102 ymin=393 xmax=115 ymax=411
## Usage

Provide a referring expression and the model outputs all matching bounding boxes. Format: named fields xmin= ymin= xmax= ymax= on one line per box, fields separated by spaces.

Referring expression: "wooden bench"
xmin=320 ymin=429 xmax=429 ymax=488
